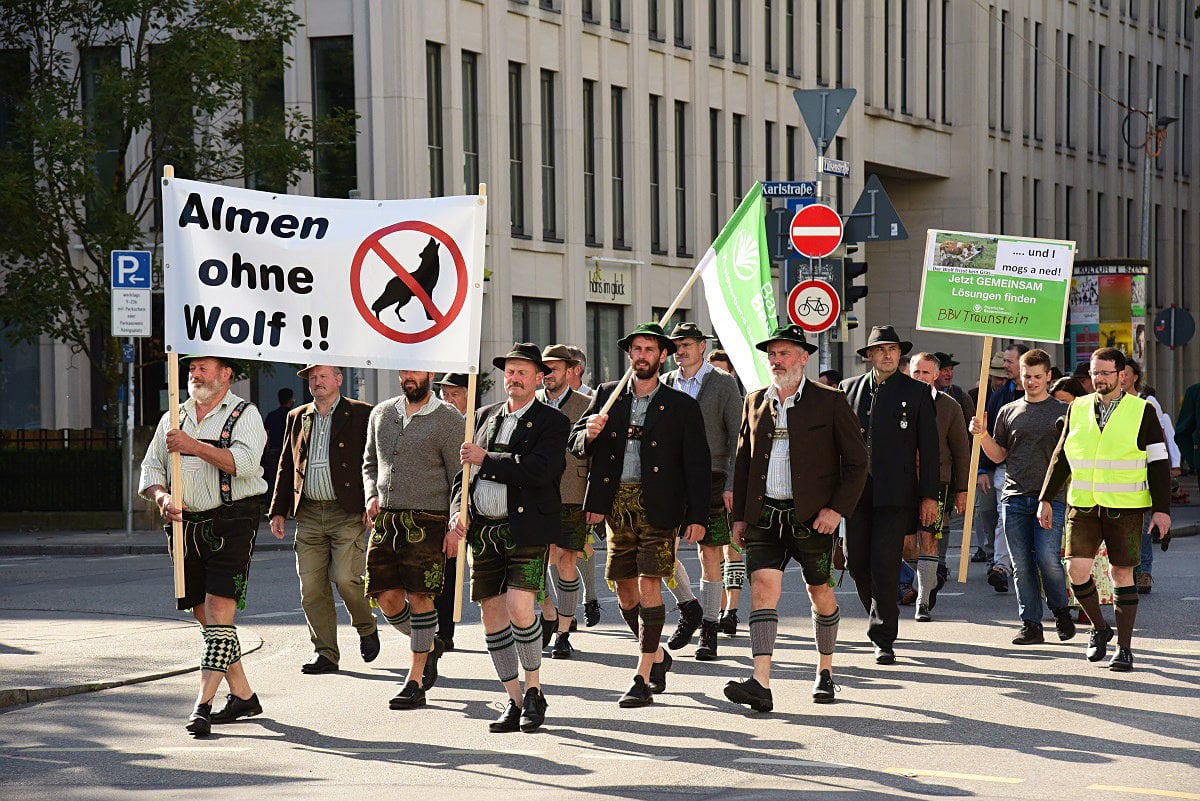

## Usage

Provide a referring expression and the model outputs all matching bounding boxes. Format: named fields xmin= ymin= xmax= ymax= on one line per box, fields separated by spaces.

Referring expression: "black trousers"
xmin=434 ymin=556 xmax=458 ymax=641
xmin=844 ymin=481 xmax=917 ymax=650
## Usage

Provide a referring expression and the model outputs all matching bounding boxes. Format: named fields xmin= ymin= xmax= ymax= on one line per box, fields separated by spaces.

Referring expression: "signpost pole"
xmin=958 ymin=335 xmax=992 ymax=584
xmin=126 ymin=336 xmax=135 ymax=537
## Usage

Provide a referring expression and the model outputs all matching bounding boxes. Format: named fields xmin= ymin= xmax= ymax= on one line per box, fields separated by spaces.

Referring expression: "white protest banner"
xmin=162 ymin=178 xmax=487 ymax=372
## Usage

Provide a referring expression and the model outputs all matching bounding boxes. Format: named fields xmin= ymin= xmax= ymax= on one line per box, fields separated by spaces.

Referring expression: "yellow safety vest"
xmin=1064 ymin=393 xmax=1152 ymax=509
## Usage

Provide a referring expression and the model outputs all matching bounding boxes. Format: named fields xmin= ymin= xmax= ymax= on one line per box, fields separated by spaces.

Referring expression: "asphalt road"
xmin=1 ymin=538 xmax=1198 ymax=801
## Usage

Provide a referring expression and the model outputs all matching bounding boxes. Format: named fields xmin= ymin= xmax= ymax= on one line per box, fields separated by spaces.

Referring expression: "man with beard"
xmin=269 ymin=365 xmax=377 ymax=677
xmin=661 ymin=322 xmax=742 ymax=661
xmin=724 ymin=326 xmax=868 ymax=712
xmin=447 ymin=344 xmax=569 ymax=732
xmin=362 ymin=370 xmax=462 ymax=709
xmin=570 ymin=322 xmax=710 ymax=708
xmin=839 ymin=326 xmax=940 ymax=664
xmin=535 ymin=345 xmax=593 ymax=658
xmin=139 ymin=355 xmax=268 ymax=736
xmin=1039 ymin=347 xmax=1172 ymax=671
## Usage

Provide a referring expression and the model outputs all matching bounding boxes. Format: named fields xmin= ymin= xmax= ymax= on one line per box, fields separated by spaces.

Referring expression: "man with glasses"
xmin=1039 ymin=348 xmax=1172 ymax=672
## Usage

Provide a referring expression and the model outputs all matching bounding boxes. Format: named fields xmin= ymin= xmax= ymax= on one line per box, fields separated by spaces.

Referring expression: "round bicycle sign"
xmin=787 ymin=279 xmax=840 ymax=334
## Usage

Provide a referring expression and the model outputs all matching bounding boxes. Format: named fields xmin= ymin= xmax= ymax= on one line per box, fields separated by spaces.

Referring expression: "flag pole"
xmin=957 ymin=335 xmax=992 ymax=583
xmin=163 ymin=164 xmax=186 ymax=601
xmin=452 ymin=182 xmax=487 ymax=623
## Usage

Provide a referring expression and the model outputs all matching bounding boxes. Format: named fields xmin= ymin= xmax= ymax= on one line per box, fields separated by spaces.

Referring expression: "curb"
xmin=0 ymin=630 xmax=264 ymax=711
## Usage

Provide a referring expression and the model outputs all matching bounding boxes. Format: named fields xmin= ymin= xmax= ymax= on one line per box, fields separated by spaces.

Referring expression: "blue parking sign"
xmin=111 ymin=250 xmax=152 ymax=288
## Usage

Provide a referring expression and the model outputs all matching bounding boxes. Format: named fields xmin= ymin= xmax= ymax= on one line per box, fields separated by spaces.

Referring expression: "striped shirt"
xmin=765 ymin=379 xmax=807 ymax=500
xmin=302 ymin=396 xmax=339 ymax=502
xmin=620 ymin=384 xmax=660 ymax=483
xmin=139 ymin=390 xmax=268 ymax=512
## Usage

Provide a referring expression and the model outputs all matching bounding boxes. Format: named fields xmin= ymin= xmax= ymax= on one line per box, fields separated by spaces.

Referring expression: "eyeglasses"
xmin=1090 ymin=370 xmax=1119 ymax=377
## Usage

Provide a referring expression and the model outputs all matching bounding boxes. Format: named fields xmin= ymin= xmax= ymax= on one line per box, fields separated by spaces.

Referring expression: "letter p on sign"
xmin=111 ymin=250 xmax=152 ymax=288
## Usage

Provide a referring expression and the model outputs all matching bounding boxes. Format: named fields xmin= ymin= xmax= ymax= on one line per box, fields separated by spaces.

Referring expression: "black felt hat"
xmin=617 ymin=322 xmax=677 ymax=355
xmin=667 ymin=322 xmax=712 ymax=341
xmin=934 ymin=352 xmax=960 ymax=368
xmin=492 ymin=343 xmax=551 ymax=374
xmin=755 ymin=324 xmax=818 ymax=354
xmin=856 ymin=325 xmax=913 ymax=358
xmin=436 ymin=372 xmax=469 ymax=388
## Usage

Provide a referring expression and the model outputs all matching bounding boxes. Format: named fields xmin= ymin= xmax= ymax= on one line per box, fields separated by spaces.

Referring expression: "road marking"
xmin=590 ymin=753 xmax=678 ymax=761
xmin=885 ymin=768 xmax=1022 ymax=783
xmin=1180 ymin=597 xmax=1200 ymax=601
xmin=1158 ymin=647 xmax=1200 ymax=655
xmin=442 ymin=749 xmax=543 ymax=756
xmin=147 ymin=747 xmax=250 ymax=753
xmin=736 ymin=757 xmax=846 ymax=768
xmin=0 ymin=753 xmax=72 ymax=764
xmin=242 ymin=610 xmax=304 ymax=619
xmin=1089 ymin=785 xmax=1200 ymax=800
xmin=312 ymin=748 xmax=405 ymax=754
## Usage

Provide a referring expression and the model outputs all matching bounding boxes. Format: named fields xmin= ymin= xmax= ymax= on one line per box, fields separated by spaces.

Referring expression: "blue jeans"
xmin=1002 ymin=496 xmax=1068 ymax=624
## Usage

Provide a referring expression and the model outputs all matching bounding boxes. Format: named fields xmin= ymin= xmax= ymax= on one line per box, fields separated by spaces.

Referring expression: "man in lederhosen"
xmin=570 ymin=322 xmax=710 ymax=708
xmin=724 ymin=326 xmax=868 ymax=712
xmin=362 ymin=370 xmax=462 ymax=709
xmin=139 ymin=355 xmax=268 ymax=736
xmin=448 ymin=344 xmax=569 ymax=732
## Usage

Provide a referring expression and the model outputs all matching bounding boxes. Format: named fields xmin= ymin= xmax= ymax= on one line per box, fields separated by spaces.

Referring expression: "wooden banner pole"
xmin=957 ymin=335 xmax=993 ymax=583
xmin=163 ymin=164 xmax=187 ymax=601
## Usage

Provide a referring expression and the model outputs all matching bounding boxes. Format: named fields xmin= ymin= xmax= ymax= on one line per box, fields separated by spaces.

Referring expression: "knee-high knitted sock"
xmin=385 ymin=603 xmax=412 ymax=637
xmin=812 ymin=607 xmax=840 ymax=655
xmin=512 ymin=619 xmax=543 ymax=672
xmin=620 ymin=603 xmax=641 ymax=637
xmin=667 ymin=561 xmax=695 ymax=603
xmin=722 ymin=559 xmax=746 ymax=591
xmin=410 ymin=610 xmax=438 ymax=654
xmin=916 ymin=556 xmax=939 ymax=606
xmin=1071 ymin=578 xmax=1109 ymax=632
xmin=638 ymin=604 xmax=666 ymax=654
xmin=699 ymin=579 xmax=723 ymax=623
xmin=486 ymin=626 xmax=519 ymax=683
xmin=1113 ymin=585 xmax=1138 ymax=648
xmin=748 ymin=609 xmax=778 ymax=657
xmin=578 ymin=549 xmax=598 ymax=603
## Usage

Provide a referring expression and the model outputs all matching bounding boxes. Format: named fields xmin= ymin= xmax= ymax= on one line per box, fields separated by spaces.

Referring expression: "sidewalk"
xmin=1 ymin=501 xmax=1195 ymax=711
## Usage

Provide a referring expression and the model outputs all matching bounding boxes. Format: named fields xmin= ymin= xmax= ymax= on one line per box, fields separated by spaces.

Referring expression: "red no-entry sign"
xmin=789 ymin=203 xmax=843 ymax=258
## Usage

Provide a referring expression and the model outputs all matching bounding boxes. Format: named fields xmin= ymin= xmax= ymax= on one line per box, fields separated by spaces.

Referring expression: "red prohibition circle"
xmin=349 ymin=220 xmax=469 ymax=344
xmin=787 ymin=279 xmax=840 ymax=333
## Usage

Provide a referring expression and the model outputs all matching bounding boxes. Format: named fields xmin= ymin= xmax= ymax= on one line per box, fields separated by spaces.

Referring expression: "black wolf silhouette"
xmin=372 ymin=237 xmax=441 ymax=322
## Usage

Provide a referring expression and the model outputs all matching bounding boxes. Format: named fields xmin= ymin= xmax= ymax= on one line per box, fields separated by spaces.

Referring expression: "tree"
xmin=0 ymin=1 xmax=356 ymax=427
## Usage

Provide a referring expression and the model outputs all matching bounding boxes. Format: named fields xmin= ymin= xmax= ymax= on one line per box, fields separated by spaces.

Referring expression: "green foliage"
xmin=0 ymin=0 xmax=358 ymax=424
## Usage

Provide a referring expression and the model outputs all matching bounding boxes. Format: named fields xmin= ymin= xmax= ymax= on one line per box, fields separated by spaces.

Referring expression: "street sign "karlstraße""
xmin=761 ymin=181 xmax=817 ymax=198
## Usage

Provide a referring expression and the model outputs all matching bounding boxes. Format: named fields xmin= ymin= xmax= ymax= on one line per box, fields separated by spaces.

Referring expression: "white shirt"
xmin=764 ymin=378 xmax=806 ymax=500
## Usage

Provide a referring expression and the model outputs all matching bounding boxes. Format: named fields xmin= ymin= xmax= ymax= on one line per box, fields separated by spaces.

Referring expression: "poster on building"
xmin=1067 ymin=260 xmax=1150 ymax=367
xmin=162 ymin=178 xmax=487 ymax=373
xmin=915 ymin=230 xmax=1076 ymax=343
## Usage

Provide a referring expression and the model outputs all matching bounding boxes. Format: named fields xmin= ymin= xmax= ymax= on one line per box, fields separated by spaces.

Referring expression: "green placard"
xmin=915 ymin=230 xmax=1076 ymax=343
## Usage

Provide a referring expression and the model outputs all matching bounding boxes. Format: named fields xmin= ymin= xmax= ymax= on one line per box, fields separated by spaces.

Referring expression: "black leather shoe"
xmin=812 ymin=670 xmax=836 ymax=704
xmin=301 ymin=654 xmax=339 ymax=674
xmin=915 ymin=604 xmax=932 ymax=622
xmin=551 ymin=631 xmax=574 ymax=659
xmin=389 ymin=680 xmax=426 ymax=709
xmin=438 ymin=637 xmax=455 ymax=652
xmin=874 ymin=645 xmax=896 ymax=665
xmin=569 ymin=616 xmax=578 ymax=632
xmin=695 ymin=620 xmax=719 ymax=661
xmin=970 ymin=547 xmax=988 ymax=563
xmin=185 ymin=702 xmax=212 ymax=736
xmin=1053 ymin=608 xmax=1077 ymax=641
xmin=667 ymin=599 xmax=703 ymax=650
xmin=421 ymin=637 xmax=446 ymax=690
xmin=541 ymin=617 xmax=557 ymax=649
xmin=1086 ymin=627 xmax=1114 ymax=662
xmin=724 ymin=677 xmax=773 ymax=712
xmin=647 ymin=650 xmax=672 ymax=694
xmin=489 ymin=700 xmax=522 ymax=732
xmin=519 ymin=687 xmax=547 ymax=732
xmin=210 ymin=692 xmax=262 ymax=723
xmin=584 ymin=600 xmax=601 ymax=627
xmin=360 ymin=631 xmax=381 ymax=663
xmin=618 ymin=675 xmax=654 ymax=708
xmin=987 ymin=567 xmax=1009 ymax=593
xmin=1108 ymin=646 xmax=1134 ymax=672
xmin=1012 ymin=622 xmax=1045 ymax=645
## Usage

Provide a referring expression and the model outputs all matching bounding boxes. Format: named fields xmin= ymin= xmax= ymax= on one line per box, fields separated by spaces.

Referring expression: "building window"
xmin=426 ymin=42 xmax=444 ymax=197
xmin=311 ymin=37 xmax=357 ymax=199
xmin=732 ymin=113 xmax=745 ymax=205
xmin=540 ymin=69 xmax=557 ymax=239
xmin=786 ymin=125 xmax=797 ymax=180
xmin=1033 ymin=178 xmax=1042 ymax=238
xmin=884 ymin=0 xmax=892 ymax=107
xmin=764 ymin=120 xmax=775 ymax=181
xmin=786 ymin=0 xmax=798 ymax=77
xmin=816 ymin=0 xmax=827 ymax=85
xmin=710 ymin=108 xmax=721 ymax=242
xmin=649 ymin=0 xmax=664 ymax=40
xmin=835 ymin=0 xmax=844 ymax=87
xmin=941 ymin=0 xmax=950 ymax=124
xmin=674 ymin=0 xmax=689 ymax=46
xmin=999 ymin=10 xmax=1009 ymax=132
xmin=513 ymin=297 xmax=556 ymax=345
xmin=765 ymin=0 xmax=776 ymax=71
xmin=0 ymin=328 xmax=40 ymax=429
xmin=242 ymin=41 xmax=286 ymax=192
xmin=587 ymin=303 xmax=626 ymax=384
xmin=612 ymin=86 xmax=627 ymax=248
xmin=508 ymin=61 xmax=526 ymax=236
xmin=900 ymin=0 xmax=910 ymax=113
xmin=583 ymin=79 xmax=598 ymax=245
xmin=1034 ymin=23 xmax=1044 ymax=142
xmin=611 ymin=0 xmax=626 ymax=31
xmin=583 ymin=0 xmax=597 ymax=23
xmin=462 ymin=51 xmax=479 ymax=194
xmin=709 ymin=0 xmax=723 ymax=57
xmin=1065 ymin=34 xmax=1075 ymax=148
xmin=732 ymin=0 xmax=746 ymax=63
xmin=650 ymin=95 xmax=664 ymax=254
xmin=675 ymin=100 xmax=689 ymax=256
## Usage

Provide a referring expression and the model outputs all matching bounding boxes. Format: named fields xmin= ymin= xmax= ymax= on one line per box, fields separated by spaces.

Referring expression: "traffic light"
xmin=843 ymin=244 xmax=868 ymax=308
